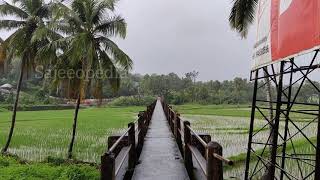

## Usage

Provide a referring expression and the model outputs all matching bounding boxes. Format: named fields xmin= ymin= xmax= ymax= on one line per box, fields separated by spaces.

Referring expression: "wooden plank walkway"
xmin=132 ymin=100 xmax=190 ymax=180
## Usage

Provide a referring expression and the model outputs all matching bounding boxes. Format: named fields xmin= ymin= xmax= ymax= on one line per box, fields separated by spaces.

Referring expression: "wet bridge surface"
xmin=132 ymin=100 xmax=190 ymax=180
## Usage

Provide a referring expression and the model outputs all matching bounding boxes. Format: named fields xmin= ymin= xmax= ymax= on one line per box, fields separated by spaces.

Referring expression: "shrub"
xmin=0 ymin=92 xmax=5 ymax=102
xmin=0 ymin=104 xmax=75 ymax=111
xmin=5 ymin=93 xmax=13 ymax=104
xmin=0 ymin=156 xmax=99 ymax=180
xmin=109 ymin=96 xmax=155 ymax=106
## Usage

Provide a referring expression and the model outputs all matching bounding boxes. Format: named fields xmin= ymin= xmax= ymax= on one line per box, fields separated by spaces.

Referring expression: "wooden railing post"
xmin=146 ymin=106 xmax=150 ymax=121
xmin=173 ymin=112 xmax=178 ymax=137
xmin=184 ymin=121 xmax=193 ymax=176
xmin=101 ymin=152 xmax=115 ymax=180
xmin=128 ymin=122 xmax=136 ymax=170
xmin=170 ymin=109 xmax=174 ymax=132
xmin=168 ymin=106 xmax=172 ymax=124
xmin=176 ymin=114 xmax=183 ymax=153
xmin=207 ymin=142 xmax=223 ymax=180
xmin=137 ymin=112 xmax=145 ymax=155
xmin=168 ymin=110 xmax=172 ymax=130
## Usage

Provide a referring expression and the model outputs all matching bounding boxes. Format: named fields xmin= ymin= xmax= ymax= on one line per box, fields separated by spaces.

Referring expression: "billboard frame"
xmin=245 ymin=50 xmax=320 ymax=179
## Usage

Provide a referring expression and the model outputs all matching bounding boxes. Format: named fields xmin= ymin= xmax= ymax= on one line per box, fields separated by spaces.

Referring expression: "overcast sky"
xmin=0 ymin=0 xmax=255 ymax=81
xmin=113 ymin=0 xmax=255 ymax=81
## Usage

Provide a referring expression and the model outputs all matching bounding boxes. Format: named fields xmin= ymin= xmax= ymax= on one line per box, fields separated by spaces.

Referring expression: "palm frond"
xmin=18 ymin=0 xmax=43 ymax=16
xmin=0 ymin=1 xmax=28 ymax=19
xmin=36 ymin=37 xmax=70 ymax=64
xmin=94 ymin=15 xmax=126 ymax=38
xmin=0 ymin=38 xmax=6 ymax=64
xmin=6 ymin=27 xmax=29 ymax=57
xmin=0 ymin=20 xmax=26 ymax=31
xmin=98 ymin=37 xmax=132 ymax=71
xmin=71 ymin=0 xmax=87 ymax=23
xmin=229 ymin=0 xmax=258 ymax=38
xmin=31 ymin=24 xmax=63 ymax=43
xmin=66 ymin=32 xmax=90 ymax=65
xmin=100 ymin=50 xmax=120 ymax=92
xmin=91 ymin=0 xmax=116 ymax=24
xmin=35 ymin=3 xmax=50 ymax=18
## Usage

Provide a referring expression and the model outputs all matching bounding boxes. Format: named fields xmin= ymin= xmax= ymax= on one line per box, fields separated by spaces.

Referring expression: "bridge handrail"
xmin=185 ymin=124 xmax=233 ymax=165
xmin=186 ymin=125 xmax=208 ymax=147
xmin=101 ymin=100 xmax=157 ymax=180
xmin=161 ymin=99 xmax=233 ymax=180
xmin=108 ymin=128 xmax=130 ymax=153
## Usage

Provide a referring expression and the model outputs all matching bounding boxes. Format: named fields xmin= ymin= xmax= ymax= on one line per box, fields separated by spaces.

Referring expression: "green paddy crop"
xmin=0 ymin=106 xmax=143 ymax=163
xmin=178 ymin=105 xmax=318 ymax=179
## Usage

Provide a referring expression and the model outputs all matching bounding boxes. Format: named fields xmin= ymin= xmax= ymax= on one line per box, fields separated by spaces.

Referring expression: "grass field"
xmin=0 ymin=106 xmax=143 ymax=162
xmin=0 ymin=103 xmax=317 ymax=179
xmin=174 ymin=104 xmax=318 ymax=179
xmin=174 ymin=104 xmax=252 ymax=117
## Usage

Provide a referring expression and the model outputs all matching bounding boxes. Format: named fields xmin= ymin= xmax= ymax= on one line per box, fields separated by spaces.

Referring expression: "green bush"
xmin=0 ymin=107 xmax=8 ymax=112
xmin=5 ymin=93 xmax=14 ymax=104
xmin=0 ymin=93 xmax=5 ymax=102
xmin=0 ymin=156 xmax=99 ymax=180
xmin=166 ymin=91 xmax=188 ymax=105
xmin=110 ymin=96 xmax=155 ymax=106
xmin=0 ymin=104 xmax=75 ymax=111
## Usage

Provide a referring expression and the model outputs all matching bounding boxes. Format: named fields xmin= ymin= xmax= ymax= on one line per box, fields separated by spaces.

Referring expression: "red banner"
xmin=253 ymin=0 xmax=320 ymax=69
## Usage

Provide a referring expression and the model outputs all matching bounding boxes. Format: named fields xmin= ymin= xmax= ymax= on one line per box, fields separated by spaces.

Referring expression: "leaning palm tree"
xmin=38 ymin=0 xmax=132 ymax=159
xmin=229 ymin=1 xmax=274 ymax=179
xmin=0 ymin=0 xmax=59 ymax=153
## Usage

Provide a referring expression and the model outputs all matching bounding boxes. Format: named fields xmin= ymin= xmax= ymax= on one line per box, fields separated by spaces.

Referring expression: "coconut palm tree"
xmin=0 ymin=0 xmax=60 ymax=153
xmin=229 ymin=1 xmax=275 ymax=178
xmin=37 ymin=0 xmax=132 ymax=158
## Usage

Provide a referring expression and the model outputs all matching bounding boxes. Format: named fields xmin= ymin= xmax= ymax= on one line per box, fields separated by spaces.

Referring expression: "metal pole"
xmin=269 ymin=61 xmax=285 ymax=179
xmin=280 ymin=59 xmax=294 ymax=180
xmin=244 ymin=69 xmax=259 ymax=179
xmin=315 ymin=93 xmax=320 ymax=180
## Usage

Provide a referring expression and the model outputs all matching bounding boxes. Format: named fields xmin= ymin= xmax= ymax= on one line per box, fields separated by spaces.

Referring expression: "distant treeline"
xmin=1 ymin=71 xmax=319 ymax=105
xmin=110 ymin=72 xmax=320 ymax=105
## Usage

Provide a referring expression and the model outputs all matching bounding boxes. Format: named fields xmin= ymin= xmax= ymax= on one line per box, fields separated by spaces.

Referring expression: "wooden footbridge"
xmin=101 ymin=98 xmax=233 ymax=180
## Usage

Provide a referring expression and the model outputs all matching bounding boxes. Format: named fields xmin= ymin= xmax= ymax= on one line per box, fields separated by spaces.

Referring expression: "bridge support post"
xmin=169 ymin=108 xmax=174 ymax=131
xmin=173 ymin=112 xmax=178 ymax=137
xmin=146 ymin=106 xmax=150 ymax=124
xmin=137 ymin=111 xmax=145 ymax=156
xmin=207 ymin=142 xmax=223 ymax=180
xmin=101 ymin=152 xmax=115 ymax=180
xmin=175 ymin=113 xmax=183 ymax=153
xmin=184 ymin=121 xmax=193 ymax=177
xmin=128 ymin=122 xmax=136 ymax=170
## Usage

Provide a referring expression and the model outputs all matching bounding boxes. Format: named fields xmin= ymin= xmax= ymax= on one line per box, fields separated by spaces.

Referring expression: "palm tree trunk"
xmin=262 ymin=67 xmax=274 ymax=179
xmin=67 ymin=93 xmax=81 ymax=159
xmin=1 ymin=61 xmax=25 ymax=154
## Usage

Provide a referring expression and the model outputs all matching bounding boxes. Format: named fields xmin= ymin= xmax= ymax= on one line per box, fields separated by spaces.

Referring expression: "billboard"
xmin=252 ymin=0 xmax=320 ymax=69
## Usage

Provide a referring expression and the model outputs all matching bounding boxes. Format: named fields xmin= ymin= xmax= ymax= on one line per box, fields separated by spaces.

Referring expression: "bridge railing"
xmin=100 ymin=100 xmax=157 ymax=180
xmin=162 ymin=100 xmax=233 ymax=180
